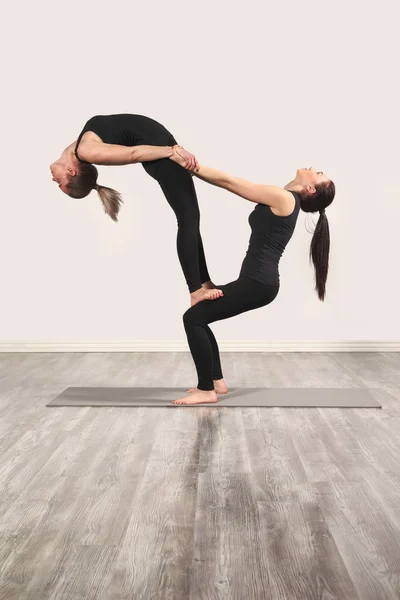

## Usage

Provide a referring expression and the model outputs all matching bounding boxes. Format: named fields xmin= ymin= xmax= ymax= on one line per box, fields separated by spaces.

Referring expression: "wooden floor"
xmin=0 ymin=351 xmax=399 ymax=600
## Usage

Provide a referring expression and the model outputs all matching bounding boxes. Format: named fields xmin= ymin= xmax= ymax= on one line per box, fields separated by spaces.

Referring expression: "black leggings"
xmin=142 ymin=137 xmax=211 ymax=293
xmin=182 ymin=276 xmax=280 ymax=390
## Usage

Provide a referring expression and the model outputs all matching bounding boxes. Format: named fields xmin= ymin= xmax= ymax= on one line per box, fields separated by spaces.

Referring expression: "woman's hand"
xmin=170 ymin=145 xmax=199 ymax=171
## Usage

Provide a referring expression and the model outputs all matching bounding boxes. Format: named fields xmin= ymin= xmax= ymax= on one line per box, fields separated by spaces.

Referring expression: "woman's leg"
xmin=143 ymin=158 xmax=213 ymax=294
xmin=177 ymin=277 xmax=279 ymax=402
xmin=203 ymin=325 xmax=224 ymax=381
xmin=185 ymin=325 xmax=225 ymax=393
xmin=197 ymin=229 xmax=212 ymax=287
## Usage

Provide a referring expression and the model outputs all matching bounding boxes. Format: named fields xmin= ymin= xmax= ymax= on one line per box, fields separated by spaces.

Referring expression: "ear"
xmin=305 ymin=184 xmax=316 ymax=195
xmin=67 ymin=167 xmax=78 ymax=177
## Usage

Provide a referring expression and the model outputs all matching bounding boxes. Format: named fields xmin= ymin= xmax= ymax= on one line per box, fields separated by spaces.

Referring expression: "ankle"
xmin=190 ymin=287 xmax=203 ymax=296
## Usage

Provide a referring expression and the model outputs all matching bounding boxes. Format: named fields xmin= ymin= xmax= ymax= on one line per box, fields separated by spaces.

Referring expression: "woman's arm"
xmin=170 ymin=149 xmax=290 ymax=209
xmin=77 ymin=142 xmax=177 ymax=166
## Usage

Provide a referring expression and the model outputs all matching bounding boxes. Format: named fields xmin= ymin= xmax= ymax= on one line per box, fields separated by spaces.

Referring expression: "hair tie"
xmin=320 ymin=208 xmax=325 ymax=215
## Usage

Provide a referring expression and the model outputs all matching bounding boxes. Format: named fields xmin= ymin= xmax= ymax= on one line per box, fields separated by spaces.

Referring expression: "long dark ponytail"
xmin=67 ymin=162 xmax=124 ymax=222
xmin=299 ymin=180 xmax=335 ymax=301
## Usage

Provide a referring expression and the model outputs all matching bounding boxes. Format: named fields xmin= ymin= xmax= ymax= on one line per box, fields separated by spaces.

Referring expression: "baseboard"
xmin=0 ymin=341 xmax=399 ymax=352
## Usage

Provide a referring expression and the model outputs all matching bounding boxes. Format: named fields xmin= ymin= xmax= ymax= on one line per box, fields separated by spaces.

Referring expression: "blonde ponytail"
xmin=95 ymin=184 xmax=124 ymax=222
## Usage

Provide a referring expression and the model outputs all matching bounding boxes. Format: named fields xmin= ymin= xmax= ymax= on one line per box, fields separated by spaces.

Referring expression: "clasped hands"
xmin=170 ymin=145 xmax=199 ymax=172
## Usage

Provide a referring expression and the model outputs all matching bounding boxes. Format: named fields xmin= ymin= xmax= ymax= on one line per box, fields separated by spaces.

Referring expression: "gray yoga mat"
xmin=46 ymin=387 xmax=382 ymax=408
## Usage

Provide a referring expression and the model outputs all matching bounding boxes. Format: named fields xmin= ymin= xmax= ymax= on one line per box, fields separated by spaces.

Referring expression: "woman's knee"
xmin=183 ymin=308 xmax=204 ymax=327
xmin=183 ymin=309 xmax=194 ymax=326
xmin=175 ymin=207 xmax=200 ymax=231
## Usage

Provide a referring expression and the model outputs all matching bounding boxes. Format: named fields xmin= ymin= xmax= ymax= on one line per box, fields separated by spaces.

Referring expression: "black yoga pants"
xmin=142 ymin=135 xmax=211 ymax=293
xmin=182 ymin=276 xmax=280 ymax=391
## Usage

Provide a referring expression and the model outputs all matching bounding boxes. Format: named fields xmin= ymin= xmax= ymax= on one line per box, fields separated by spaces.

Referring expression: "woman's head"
xmin=50 ymin=159 xmax=80 ymax=194
xmin=50 ymin=158 xmax=97 ymax=198
xmin=294 ymin=167 xmax=335 ymax=212
xmin=290 ymin=167 xmax=336 ymax=302
xmin=295 ymin=167 xmax=329 ymax=191
xmin=50 ymin=157 xmax=123 ymax=222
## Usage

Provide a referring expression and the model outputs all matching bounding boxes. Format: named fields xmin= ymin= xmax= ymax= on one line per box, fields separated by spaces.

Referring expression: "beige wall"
xmin=1 ymin=0 xmax=399 ymax=348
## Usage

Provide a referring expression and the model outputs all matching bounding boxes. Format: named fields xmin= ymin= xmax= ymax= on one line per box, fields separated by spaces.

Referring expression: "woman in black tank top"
xmin=50 ymin=114 xmax=223 ymax=306
xmin=166 ymin=147 xmax=336 ymax=405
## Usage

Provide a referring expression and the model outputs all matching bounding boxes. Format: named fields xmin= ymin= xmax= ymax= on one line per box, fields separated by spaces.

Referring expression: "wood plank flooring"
xmin=0 ymin=351 xmax=399 ymax=599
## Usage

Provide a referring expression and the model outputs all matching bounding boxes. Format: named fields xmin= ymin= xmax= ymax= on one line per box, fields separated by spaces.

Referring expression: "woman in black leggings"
xmin=49 ymin=114 xmax=222 ymax=306
xmin=168 ymin=147 xmax=336 ymax=405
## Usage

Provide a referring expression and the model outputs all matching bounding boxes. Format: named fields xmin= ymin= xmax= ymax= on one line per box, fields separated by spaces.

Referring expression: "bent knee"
xmin=183 ymin=309 xmax=204 ymax=327
xmin=183 ymin=309 xmax=193 ymax=325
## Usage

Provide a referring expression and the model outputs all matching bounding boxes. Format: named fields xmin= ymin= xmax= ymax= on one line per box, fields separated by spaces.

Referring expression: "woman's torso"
xmin=239 ymin=191 xmax=301 ymax=286
xmin=74 ymin=114 xmax=174 ymax=163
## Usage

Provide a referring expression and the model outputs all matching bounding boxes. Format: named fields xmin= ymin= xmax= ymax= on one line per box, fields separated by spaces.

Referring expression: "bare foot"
xmin=190 ymin=287 xmax=224 ymax=307
xmin=173 ymin=389 xmax=218 ymax=405
xmin=202 ymin=280 xmax=218 ymax=290
xmin=186 ymin=379 xmax=229 ymax=394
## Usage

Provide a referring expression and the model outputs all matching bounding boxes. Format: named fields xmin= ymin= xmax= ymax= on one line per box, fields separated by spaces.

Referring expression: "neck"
xmin=60 ymin=147 xmax=78 ymax=168
xmin=284 ymin=180 xmax=303 ymax=193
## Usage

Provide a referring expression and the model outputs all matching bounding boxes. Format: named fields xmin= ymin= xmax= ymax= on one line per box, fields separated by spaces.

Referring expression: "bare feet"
xmin=173 ymin=389 xmax=218 ymax=405
xmin=186 ymin=379 xmax=229 ymax=394
xmin=190 ymin=287 xmax=224 ymax=307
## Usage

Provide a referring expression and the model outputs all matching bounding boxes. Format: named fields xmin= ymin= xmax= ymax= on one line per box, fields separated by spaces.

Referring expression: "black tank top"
xmin=74 ymin=114 xmax=174 ymax=164
xmin=239 ymin=191 xmax=301 ymax=286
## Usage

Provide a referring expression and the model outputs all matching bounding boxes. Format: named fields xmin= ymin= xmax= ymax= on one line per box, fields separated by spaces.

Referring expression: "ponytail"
xmin=66 ymin=162 xmax=123 ymax=222
xmin=300 ymin=180 xmax=335 ymax=301
xmin=95 ymin=184 xmax=124 ymax=222
xmin=309 ymin=210 xmax=330 ymax=301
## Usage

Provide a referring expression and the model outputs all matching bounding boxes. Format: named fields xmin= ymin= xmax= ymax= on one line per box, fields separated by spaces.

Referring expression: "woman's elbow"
xmin=226 ymin=176 xmax=238 ymax=192
xmin=131 ymin=148 xmax=141 ymax=163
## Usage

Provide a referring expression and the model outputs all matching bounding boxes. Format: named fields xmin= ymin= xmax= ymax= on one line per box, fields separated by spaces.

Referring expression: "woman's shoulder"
xmin=80 ymin=130 xmax=103 ymax=144
xmin=269 ymin=190 xmax=298 ymax=217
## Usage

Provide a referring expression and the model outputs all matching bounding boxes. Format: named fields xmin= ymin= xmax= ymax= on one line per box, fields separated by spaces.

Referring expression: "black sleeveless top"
xmin=74 ymin=114 xmax=174 ymax=164
xmin=239 ymin=191 xmax=301 ymax=286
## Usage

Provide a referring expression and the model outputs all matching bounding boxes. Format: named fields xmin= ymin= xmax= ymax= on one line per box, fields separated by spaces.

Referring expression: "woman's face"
xmin=50 ymin=161 xmax=76 ymax=194
xmin=296 ymin=167 xmax=330 ymax=189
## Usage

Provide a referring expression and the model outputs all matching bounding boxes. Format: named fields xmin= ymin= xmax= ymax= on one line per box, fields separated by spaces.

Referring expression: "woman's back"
xmin=75 ymin=114 xmax=174 ymax=154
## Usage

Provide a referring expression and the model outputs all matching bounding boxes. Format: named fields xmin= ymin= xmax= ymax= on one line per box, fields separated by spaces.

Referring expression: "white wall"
xmin=1 ymin=0 xmax=399 ymax=348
